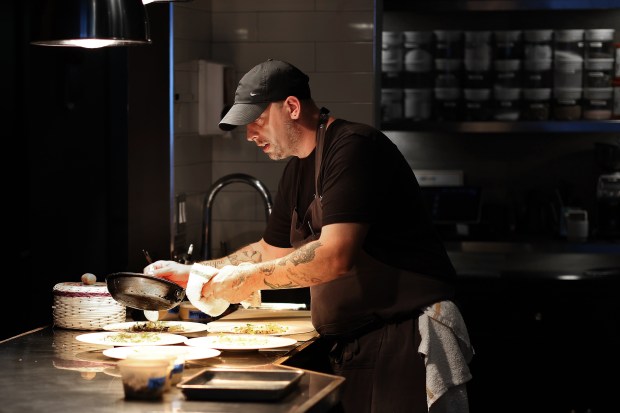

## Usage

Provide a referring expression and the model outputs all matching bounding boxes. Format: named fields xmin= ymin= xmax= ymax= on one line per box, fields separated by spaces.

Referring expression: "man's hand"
xmin=144 ymin=260 xmax=192 ymax=288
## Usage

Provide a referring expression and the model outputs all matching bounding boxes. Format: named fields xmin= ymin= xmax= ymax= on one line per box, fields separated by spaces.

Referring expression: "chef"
xmin=146 ymin=59 xmax=473 ymax=413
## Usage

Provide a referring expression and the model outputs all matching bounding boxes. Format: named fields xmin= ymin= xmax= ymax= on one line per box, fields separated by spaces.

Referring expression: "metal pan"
xmin=106 ymin=272 xmax=186 ymax=311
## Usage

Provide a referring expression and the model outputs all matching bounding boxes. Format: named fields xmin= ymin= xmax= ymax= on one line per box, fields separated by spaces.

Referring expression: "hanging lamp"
xmin=31 ymin=0 xmax=151 ymax=49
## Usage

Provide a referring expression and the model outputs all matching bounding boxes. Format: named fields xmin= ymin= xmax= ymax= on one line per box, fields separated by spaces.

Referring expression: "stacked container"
xmin=381 ymin=31 xmax=404 ymax=122
xmin=493 ymin=30 xmax=523 ymax=120
xmin=522 ymin=30 xmax=553 ymax=120
xmin=464 ymin=31 xmax=493 ymax=120
xmin=582 ymin=29 xmax=615 ymax=120
xmin=403 ymin=31 xmax=434 ymax=121
xmin=434 ymin=30 xmax=464 ymax=120
xmin=553 ymin=29 xmax=584 ymax=120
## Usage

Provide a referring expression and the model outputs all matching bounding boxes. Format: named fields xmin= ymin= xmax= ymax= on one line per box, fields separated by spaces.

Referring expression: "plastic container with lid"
xmin=552 ymin=87 xmax=582 ymax=120
xmin=382 ymin=31 xmax=403 ymax=78
xmin=494 ymin=59 xmax=522 ymax=88
xmin=524 ymin=29 xmax=553 ymax=61
xmin=403 ymin=31 xmax=433 ymax=73
xmin=522 ymin=88 xmax=551 ymax=120
xmin=434 ymin=87 xmax=462 ymax=121
xmin=381 ymin=88 xmax=404 ymax=122
xmin=523 ymin=59 xmax=552 ymax=88
xmin=404 ymin=88 xmax=433 ymax=121
xmin=584 ymin=58 xmax=614 ymax=88
xmin=554 ymin=60 xmax=583 ymax=88
xmin=582 ymin=87 xmax=613 ymax=120
xmin=465 ymin=31 xmax=492 ymax=71
xmin=434 ymin=59 xmax=462 ymax=88
xmin=554 ymin=29 xmax=584 ymax=62
xmin=584 ymin=29 xmax=615 ymax=60
xmin=434 ymin=30 xmax=463 ymax=59
xmin=464 ymin=88 xmax=492 ymax=121
xmin=494 ymin=30 xmax=523 ymax=60
xmin=493 ymin=87 xmax=522 ymax=121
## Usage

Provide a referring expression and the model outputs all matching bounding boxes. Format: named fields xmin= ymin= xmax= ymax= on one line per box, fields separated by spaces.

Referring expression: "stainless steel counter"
xmin=0 ymin=322 xmax=343 ymax=413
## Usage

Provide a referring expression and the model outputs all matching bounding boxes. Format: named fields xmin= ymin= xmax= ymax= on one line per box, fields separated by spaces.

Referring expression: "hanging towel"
xmin=418 ymin=300 xmax=475 ymax=413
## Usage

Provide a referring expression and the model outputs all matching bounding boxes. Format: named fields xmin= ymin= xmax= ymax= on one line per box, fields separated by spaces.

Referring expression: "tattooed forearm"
xmin=229 ymin=250 xmax=262 ymax=265
xmin=278 ymin=242 xmax=321 ymax=266
xmin=264 ymin=279 xmax=300 ymax=289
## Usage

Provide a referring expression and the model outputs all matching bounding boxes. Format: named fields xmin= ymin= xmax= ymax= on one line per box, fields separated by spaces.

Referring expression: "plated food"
xmin=205 ymin=320 xmax=315 ymax=336
xmin=103 ymin=345 xmax=221 ymax=361
xmin=103 ymin=321 xmax=208 ymax=334
xmin=75 ymin=331 xmax=187 ymax=347
xmin=185 ymin=334 xmax=297 ymax=351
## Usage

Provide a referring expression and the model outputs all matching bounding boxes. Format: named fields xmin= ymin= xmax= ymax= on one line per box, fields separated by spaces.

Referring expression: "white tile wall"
xmin=174 ymin=0 xmax=375 ymax=259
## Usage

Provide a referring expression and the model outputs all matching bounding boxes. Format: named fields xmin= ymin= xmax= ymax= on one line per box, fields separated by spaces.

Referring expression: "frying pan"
xmin=106 ymin=272 xmax=186 ymax=311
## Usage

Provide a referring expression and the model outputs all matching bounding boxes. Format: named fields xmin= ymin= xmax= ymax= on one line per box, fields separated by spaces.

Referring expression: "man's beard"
xmin=268 ymin=118 xmax=302 ymax=160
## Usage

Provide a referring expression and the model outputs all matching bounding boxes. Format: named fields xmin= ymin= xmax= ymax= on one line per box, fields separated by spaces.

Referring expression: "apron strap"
xmin=314 ymin=107 xmax=330 ymax=197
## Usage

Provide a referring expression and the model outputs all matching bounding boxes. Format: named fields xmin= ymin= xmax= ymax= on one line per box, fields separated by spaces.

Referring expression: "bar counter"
xmin=0 ymin=311 xmax=343 ymax=413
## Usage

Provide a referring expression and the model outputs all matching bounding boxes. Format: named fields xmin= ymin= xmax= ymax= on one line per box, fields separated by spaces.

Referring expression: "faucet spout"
xmin=201 ymin=173 xmax=273 ymax=260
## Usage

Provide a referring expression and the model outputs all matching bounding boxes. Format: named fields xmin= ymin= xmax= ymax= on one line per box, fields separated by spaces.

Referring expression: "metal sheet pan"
xmin=177 ymin=368 xmax=305 ymax=401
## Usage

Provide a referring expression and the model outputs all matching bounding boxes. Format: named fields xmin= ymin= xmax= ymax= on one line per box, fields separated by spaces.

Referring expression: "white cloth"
xmin=185 ymin=263 xmax=261 ymax=316
xmin=418 ymin=300 xmax=474 ymax=413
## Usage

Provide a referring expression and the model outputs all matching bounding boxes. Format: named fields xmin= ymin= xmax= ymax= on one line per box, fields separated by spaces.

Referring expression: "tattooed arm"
xmin=200 ymin=222 xmax=369 ymax=304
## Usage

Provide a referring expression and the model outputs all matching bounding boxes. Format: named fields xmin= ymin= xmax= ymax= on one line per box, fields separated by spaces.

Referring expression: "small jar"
xmin=434 ymin=59 xmax=462 ymax=88
xmin=464 ymin=59 xmax=492 ymax=88
xmin=582 ymin=87 xmax=613 ymax=120
xmin=464 ymin=88 xmax=492 ymax=121
xmin=554 ymin=29 xmax=584 ymax=62
xmin=434 ymin=30 xmax=463 ymax=59
xmin=382 ymin=31 xmax=404 ymax=87
xmin=584 ymin=58 xmax=614 ymax=88
xmin=494 ymin=30 xmax=523 ymax=60
xmin=493 ymin=87 xmax=522 ymax=121
xmin=554 ymin=60 xmax=583 ymax=88
xmin=380 ymin=88 xmax=403 ymax=122
xmin=523 ymin=59 xmax=552 ymax=88
xmin=494 ymin=59 xmax=522 ymax=89
xmin=434 ymin=87 xmax=462 ymax=121
xmin=465 ymin=31 xmax=492 ymax=71
xmin=522 ymin=88 xmax=551 ymax=120
xmin=404 ymin=88 xmax=433 ymax=121
xmin=524 ymin=29 xmax=553 ymax=61
xmin=553 ymin=88 xmax=582 ymax=120
xmin=584 ymin=29 xmax=615 ymax=60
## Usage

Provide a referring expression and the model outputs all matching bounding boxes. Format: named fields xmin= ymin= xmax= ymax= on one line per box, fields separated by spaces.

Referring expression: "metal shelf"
xmin=383 ymin=0 xmax=620 ymax=12
xmin=381 ymin=120 xmax=620 ymax=133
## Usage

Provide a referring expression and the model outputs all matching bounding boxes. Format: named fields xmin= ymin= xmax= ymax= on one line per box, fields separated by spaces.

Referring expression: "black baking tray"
xmin=177 ymin=368 xmax=305 ymax=401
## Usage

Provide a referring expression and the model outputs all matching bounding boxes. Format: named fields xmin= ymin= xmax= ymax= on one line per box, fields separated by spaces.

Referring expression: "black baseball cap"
xmin=219 ymin=59 xmax=311 ymax=131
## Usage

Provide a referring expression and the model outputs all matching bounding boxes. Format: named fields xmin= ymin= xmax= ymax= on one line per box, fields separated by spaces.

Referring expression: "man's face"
xmin=246 ymin=102 xmax=302 ymax=160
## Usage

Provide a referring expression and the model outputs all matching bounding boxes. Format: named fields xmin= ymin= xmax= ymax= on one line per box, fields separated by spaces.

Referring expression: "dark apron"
xmin=288 ymin=108 xmax=453 ymax=412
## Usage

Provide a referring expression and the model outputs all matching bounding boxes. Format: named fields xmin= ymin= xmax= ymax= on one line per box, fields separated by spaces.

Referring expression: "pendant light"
xmin=31 ymin=0 xmax=151 ymax=49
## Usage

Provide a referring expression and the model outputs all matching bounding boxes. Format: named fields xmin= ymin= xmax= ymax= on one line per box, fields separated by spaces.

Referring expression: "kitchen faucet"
xmin=201 ymin=173 xmax=273 ymax=260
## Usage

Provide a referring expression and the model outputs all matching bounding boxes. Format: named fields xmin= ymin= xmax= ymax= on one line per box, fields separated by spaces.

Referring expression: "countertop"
xmin=0 ymin=310 xmax=343 ymax=413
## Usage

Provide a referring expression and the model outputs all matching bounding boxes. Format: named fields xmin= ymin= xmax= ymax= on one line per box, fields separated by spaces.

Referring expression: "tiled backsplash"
xmin=173 ymin=0 xmax=375 ymax=258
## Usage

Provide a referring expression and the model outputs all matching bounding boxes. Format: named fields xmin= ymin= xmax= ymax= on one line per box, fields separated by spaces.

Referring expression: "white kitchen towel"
xmin=186 ymin=263 xmax=261 ymax=316
xmin=418 ymin=300 xmax=474 ymax=413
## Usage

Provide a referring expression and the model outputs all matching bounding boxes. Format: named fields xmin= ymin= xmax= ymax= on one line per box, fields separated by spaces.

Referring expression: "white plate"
xmin=103 ymin=321 xmax=208 ymax=334
xmin=75 ymin=332 xmax=187 ymax=347
xmin=185 ymin=334 xmax=297 ymax=351
xmin=103 ymin=345 xmax=221 ymax=361
xmin=206 ymin=320 xmax=315 ymax=336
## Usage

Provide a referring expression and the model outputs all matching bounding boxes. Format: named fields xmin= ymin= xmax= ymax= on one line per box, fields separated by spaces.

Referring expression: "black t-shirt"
xmin=263 ymin=119 xmax=456 ymax=281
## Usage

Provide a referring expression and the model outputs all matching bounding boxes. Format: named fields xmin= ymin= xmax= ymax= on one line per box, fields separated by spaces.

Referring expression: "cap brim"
xmin=218 ymin=102 xmax=269 ymax=131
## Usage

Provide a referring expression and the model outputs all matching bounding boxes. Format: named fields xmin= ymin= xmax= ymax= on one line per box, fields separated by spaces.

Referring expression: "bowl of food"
xmin=106 ymin=272 xmax=186 ymax=311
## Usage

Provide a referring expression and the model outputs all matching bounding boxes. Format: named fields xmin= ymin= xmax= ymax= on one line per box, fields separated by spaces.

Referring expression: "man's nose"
xmin=246 ymin=124 xmax=258 ymax=141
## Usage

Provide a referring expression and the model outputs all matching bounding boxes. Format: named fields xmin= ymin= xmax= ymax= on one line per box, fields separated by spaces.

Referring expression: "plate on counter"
xmin=103 ymin=345 xmax=220 ymax=361
xmin=75 ymin=331 xmax=187 ymax=347
xmin=206 ymin=320 xmax=315 ymax=336
xmin=103 ymin=321 xmax=208 ymax=334
xmin=185 ymin=334 xmax=297 ymax=351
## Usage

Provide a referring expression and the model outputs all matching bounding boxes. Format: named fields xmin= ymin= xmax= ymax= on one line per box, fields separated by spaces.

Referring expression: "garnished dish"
xmin=185 ymin=334 xmax=297 ymax=351
xmin=103 ymin=345 xmax=221 ymax=361
xmin=103 ymin=321 xmax=208 ymax=334
xmin=75 ymin=331 xmax=187 ymax=347
xmin=206 ymin=320 xmax=315 ymax=336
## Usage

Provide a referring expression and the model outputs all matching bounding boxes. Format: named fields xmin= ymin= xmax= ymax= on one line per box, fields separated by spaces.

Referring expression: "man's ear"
xmin=283 ymin=96 xmax=301 ymax=120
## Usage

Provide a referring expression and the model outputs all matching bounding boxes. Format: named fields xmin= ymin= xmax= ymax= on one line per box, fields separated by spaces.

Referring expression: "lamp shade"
xmin=31 ymin=0 xmax=151 ymax=48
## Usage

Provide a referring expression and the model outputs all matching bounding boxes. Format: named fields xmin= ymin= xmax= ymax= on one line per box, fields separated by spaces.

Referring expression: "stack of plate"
xmin=52 ymin=282 xmax=126 ymax=330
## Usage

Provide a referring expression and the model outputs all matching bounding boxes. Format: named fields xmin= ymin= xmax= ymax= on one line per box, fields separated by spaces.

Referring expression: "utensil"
xmin=106 ymin=272 xmax=186 ymax=311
